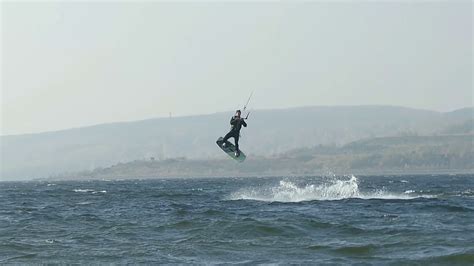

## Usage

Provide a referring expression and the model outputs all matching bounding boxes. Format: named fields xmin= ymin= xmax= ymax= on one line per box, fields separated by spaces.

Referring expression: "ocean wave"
xmin=413 ymin=251 xmax=474 ymax=264
xmin=229 ymin=176 xmax=429 ymax=202
xmin=73 ymin=189 xmax=94 ymax=193
xmin=333 ymin=244 xmax=377 ymax=255
xmin=73 ymin=189 xmax=106 ymax=194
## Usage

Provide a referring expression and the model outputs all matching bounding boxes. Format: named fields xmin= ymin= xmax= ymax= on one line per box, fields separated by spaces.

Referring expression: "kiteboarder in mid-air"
xmin=216 ymin=91 xmax=253 ymax=161
xmin=222 ymin=110 xmax=247 ymax=157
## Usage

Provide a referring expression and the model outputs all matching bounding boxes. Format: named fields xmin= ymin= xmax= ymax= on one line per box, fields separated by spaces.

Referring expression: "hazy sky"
xmin=1 ymin=1 xmax=472 ymax=135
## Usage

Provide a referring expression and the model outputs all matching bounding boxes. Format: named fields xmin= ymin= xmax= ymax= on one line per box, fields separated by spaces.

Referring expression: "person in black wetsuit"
xmin=222 ymin=110 xmax=247 ymax=157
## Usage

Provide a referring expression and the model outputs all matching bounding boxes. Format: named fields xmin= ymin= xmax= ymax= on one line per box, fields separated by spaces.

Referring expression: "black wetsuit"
xmin=223 ymin=116 xmax=247 ymax=152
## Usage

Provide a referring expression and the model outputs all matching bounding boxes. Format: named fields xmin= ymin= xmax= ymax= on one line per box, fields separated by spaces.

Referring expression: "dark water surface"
xmin=1 ymin=175 xmax=473 ymax=264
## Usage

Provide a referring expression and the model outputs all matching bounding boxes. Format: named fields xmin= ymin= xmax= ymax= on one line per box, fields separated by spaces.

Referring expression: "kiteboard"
xmin=216 ymin=137 xmax=246 ymax=162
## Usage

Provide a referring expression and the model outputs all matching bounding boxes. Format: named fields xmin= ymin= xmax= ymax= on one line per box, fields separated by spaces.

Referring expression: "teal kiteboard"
xmin=216 ymin=137 xmax=246 ymax=162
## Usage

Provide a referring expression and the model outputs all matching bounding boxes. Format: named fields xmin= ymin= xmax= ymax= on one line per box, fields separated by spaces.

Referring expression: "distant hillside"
xmin=1 ymin=105 xmax=472 ymax=180
xmin=440 ymin=119 xmax=473 ymax=134
xmin=51 ymin=134 xmax=474 ymax=180
xmin=283 ymin=134 xmax=473 ymax=172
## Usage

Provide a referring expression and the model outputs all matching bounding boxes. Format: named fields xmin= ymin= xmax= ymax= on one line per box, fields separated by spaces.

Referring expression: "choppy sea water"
xmin=1 ymin=175 xmax=473 ymax=264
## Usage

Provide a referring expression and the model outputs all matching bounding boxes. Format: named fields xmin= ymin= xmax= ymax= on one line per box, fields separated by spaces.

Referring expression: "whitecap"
xmin=73 ymin=189 xmax=106 ymax=193
xmin=73 ymin=189 xmax=94 ymax=193
xmin=77 ymin=201 xmax=93 ymax=205
xmin=229 ymin=175 xmax=427 ymax=202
